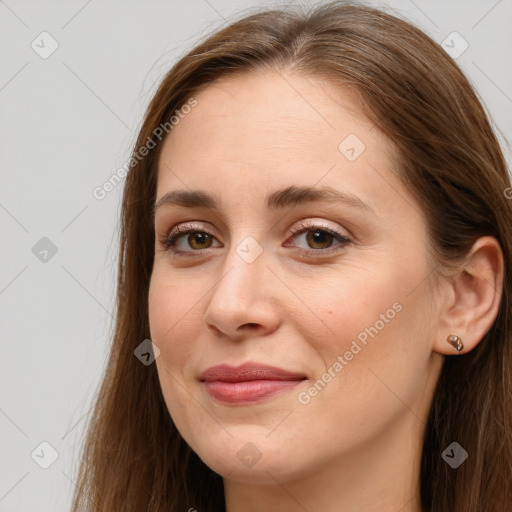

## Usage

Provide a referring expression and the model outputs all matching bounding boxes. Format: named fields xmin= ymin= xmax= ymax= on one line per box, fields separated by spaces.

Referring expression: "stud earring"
xmin=447 ymin=334 xmax=464 ymax=352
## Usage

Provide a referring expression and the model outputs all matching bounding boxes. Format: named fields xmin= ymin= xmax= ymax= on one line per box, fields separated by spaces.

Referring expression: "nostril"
xmin=237 ymin=322 xmax=260 ymax=332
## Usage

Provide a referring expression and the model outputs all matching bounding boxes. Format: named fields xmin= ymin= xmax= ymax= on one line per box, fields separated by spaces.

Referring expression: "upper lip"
xmin=199 ymin=363 xmax=307 ymax=382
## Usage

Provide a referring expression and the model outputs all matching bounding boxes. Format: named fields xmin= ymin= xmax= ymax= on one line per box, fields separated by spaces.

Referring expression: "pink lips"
xmin=199 ymin=363 xmax=307 ymax=404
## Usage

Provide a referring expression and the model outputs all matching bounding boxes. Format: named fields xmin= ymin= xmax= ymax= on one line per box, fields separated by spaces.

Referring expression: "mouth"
xmin=199 ymin=362 xmax=307 ymax=405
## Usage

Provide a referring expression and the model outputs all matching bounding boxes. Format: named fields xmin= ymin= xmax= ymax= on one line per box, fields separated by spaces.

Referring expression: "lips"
xmin=199 ymin=362 xmax=306 ymax=382
xmin=199 ymin=362 xmax=307 ymax=404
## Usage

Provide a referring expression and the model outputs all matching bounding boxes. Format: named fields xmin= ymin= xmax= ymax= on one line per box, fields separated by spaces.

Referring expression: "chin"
xmin=200 ymin=449 xmax=293 ymax=484
xmin=188 ymin=433 xmax=310 ymax=485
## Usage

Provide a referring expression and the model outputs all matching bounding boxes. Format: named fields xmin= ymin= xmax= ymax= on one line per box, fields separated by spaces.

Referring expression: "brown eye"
xmin=187 ymin=232 xmax=214 ymax=250
xmin=284 ymin=221 xmax=351 ymax=255
xmin=304 ymin=229 xmax=336 ymax=250
xmin=161 ymin=221 xmax=351 ymax=258
xmin=161 ymin=224 xmax=221 ymax=256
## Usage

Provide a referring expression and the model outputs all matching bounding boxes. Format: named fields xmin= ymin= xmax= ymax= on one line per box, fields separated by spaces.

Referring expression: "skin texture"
xmin=148 ymin=70 xmax=503 ymax=512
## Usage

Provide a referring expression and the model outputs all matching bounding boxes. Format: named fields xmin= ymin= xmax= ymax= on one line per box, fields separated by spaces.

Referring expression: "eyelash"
xmin=159 ymin=220 xmax=352 ymax=258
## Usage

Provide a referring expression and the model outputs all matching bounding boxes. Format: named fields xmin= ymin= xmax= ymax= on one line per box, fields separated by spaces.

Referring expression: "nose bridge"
xmin=215 ymin=233 xmax=267 ymax=303
xmin=202 ymin=231 xmax=274 ymax=336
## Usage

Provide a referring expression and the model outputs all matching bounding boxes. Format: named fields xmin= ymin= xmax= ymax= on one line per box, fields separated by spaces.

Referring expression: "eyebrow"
xmin=153 ymin=185 xmax=377 ymax=217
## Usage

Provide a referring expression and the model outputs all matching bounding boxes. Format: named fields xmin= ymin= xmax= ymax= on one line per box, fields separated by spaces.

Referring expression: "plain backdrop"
xmin=1 ymin=0 xmax=511 ymax=510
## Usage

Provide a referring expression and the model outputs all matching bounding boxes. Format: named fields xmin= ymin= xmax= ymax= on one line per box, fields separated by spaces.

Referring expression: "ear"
xmin=434 ymin=236 xmax=504 ymax=355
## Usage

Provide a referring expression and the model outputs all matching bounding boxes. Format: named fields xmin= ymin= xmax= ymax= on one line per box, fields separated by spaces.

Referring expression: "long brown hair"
xmin=70 ymin=2 xmax=512 ymax=510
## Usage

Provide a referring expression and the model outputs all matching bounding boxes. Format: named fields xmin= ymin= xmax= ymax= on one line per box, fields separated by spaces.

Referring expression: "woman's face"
xmin=148 ymin=70 xmax=445 ymax=484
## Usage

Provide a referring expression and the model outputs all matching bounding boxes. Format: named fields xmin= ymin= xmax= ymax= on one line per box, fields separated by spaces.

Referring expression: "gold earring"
xmin=447 ymin=334 xmax=464 ymax=352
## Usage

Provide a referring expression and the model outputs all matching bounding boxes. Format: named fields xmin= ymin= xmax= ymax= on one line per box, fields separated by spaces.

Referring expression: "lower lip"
xmin=203 ymin=379 xmax=304 ymax=404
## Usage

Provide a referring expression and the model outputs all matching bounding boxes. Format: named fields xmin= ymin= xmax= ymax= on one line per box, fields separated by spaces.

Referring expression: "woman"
xmin=70 ymin=2 xmax=512 ymax=511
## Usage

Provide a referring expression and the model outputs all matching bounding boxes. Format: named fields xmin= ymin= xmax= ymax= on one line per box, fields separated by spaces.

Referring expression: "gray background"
xmin=1 ymin=0 xmax=511 ymax=510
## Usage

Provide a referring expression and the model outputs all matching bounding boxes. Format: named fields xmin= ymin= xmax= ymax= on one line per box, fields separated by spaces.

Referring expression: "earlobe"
xmin=434 ymin=236 xmax=504 ymax=356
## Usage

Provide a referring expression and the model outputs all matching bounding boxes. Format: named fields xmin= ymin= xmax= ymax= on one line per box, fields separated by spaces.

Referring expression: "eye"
xmin=159 ymin=219 xmax=351 ymax=257
xmin=159 ymin=223 xmax=221 ymax=257
xmin=283 ymin=219 xmax=351 ymax=256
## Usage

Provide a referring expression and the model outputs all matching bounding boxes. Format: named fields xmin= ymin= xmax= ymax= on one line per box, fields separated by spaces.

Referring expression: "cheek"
xmin=301 ymin=266 xmax=404 ymax=352
xmin=148 ymin=267 xmax=201 ymax=349
xmin=148 ymin=271 xmax=204 ymax=442
xmin=299 ymin=263 xmax=432 ymax=407
xmin=148 ymin=269 xmax=204 ymax=399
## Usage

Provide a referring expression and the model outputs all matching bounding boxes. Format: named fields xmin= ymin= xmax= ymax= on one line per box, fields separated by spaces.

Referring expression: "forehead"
xmin=155 ymin=70 xmax=406 ymax=217
xmin=162 ymin=69 xmax=374 ymax=155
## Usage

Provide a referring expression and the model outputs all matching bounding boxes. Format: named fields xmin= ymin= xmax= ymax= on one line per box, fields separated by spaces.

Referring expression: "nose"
xmin=202 ymin=240 xmax=281 ymax=341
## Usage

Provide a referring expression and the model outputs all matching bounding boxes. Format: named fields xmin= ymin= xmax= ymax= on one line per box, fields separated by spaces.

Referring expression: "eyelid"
xmin=284 ymin=218 xmax=349 ymax=239
xmin=168 ymin=221 xmax=218 ymax=238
